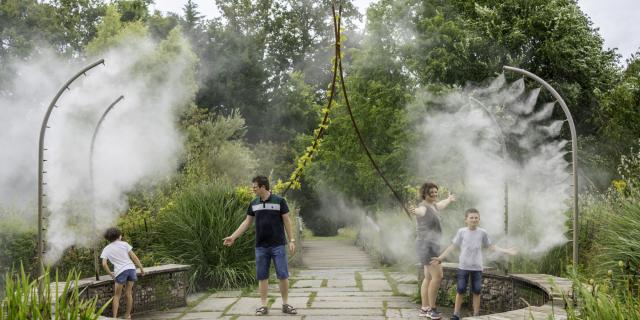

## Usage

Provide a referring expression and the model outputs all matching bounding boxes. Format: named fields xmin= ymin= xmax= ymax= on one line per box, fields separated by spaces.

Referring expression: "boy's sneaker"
xmin=450 ymin=315 xmax=461 ymax=320
xmin=418 ymin=307 xmax=431 ymax=317
xmin=427 ymin=309 xmax=442 ymax=319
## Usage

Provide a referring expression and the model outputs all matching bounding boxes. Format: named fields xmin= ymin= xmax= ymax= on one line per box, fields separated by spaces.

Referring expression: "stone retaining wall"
xmin=419 ymin=263 xmax=550 ymax=314
xmin=76 ymin=264 xmax=189 ymax=317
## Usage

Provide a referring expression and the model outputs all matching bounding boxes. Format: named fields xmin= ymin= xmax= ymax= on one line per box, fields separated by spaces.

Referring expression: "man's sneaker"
xmin=418 ymin=307 xmax=431 ymax=317
xmin=427 ymin=309 xmax=442 ymax=319
xmin=450 ymin=315 xmax=461 ymax=320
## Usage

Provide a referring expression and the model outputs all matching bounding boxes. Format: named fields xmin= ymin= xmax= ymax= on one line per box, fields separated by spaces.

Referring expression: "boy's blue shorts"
xmin=255 ymin=245 xmax=289 ymax=281
xmin=457 ymin=269 xmax=482 ymax=294
xmin=115 ymin=269 xmax=138 ymax=284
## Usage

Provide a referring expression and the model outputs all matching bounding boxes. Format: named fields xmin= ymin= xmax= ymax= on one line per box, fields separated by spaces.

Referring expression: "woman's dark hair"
xmin=252 ymin=175 xmax=270 ymax=190
xmin=419 ymin=182 xmax=438 ymax=200
xmin=104 ymin=227 xmax=122 ymax=242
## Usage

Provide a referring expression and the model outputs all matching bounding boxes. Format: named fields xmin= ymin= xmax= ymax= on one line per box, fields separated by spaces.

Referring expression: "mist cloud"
xmin=411 ymin=74 xmax=570 ymax=258
xmin=0 ymin=33 xmax=196 ymax=263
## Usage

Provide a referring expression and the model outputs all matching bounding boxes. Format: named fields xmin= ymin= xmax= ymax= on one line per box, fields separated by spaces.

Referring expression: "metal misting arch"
xmin=37 ymin=59 xmax=105 ymax=278
xmin=90 ymin=95 xmax=125 ymax=280
xmin=503 ymin=66 xmax=579 ymax=268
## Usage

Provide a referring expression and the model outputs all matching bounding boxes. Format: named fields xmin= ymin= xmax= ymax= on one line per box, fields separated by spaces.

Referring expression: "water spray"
xmin=503 ymin=66 xmax=578 ymax=270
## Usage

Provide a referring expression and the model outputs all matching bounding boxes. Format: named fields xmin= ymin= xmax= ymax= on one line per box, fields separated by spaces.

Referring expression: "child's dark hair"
xmin=419 ymin=182 xmax=438 ymax=200
xmin=252 ymin=175 xmax=270 ymax=190
xmin=465 ymin=208 xmax=480 ymax=218
xmin=104 ymin=227 xmax=122 ymax=242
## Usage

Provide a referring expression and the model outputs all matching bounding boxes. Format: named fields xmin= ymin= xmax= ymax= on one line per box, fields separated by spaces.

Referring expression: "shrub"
xmin=153 ymin=182 xmax=255 ymax=290
xmin=1 ymin=265 xmax=109 ymax=319
xmin=0 ymin=217 xmax=37 ymax=286
xmin=596 ymin=200 xmax=640 ymax=276
xmin=565 ymin=267 xmax=640 ymax=319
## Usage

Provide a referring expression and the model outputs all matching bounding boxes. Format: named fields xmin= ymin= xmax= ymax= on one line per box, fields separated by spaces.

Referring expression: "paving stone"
xmin=289 ymin=287 xmax=361 ymax=293
xmin=186 ymin=292 xmax=207 ymax=304
xmin=225 ymin=297 xmax=263 ymax=314
xmin=134 ymin=311 xmax=182 ymax=319
xmin=314 ymin=291 xmax=393 ymax=297
xmin=386 ymin=308 xmax=403 ymax=318
xmin=271 ymin=296 xmax=310 ymax=309
xmin=396 ymin=283 xmax=417 ymax=296
xmin=283 ymin=291 xmax=311 ymax=297
xmin=385 ymin=299 xmax=418 ymax=309
xmin=191 ymin=297 xmax=237 ymax=312
xmin=235 ymin=316 xmax=303 ymax=320
xmin=310 ymin=300 xmax=382 ymax=308
xmin=359 ymin=271 xmax=386 ymax=279
xmin=305 ymin=316 xmax=384 ymax=320
xmin=400 ymin=308 xmax=420 ymax=318
xmin=326 ymin=278 xmax=357 ymax=287
xmin=389 ymin=272 xmax=418 ymax=283
xmin=291 ymin=279 xmax=322 ymax=288
xmin=361 ymin=279 xmax=392 ymax=291
xmin=179 ymin=311 xmax=223 ymax=319
xmin=209 ymin=290 xmax=242 ymax=298
xmin=297 ymin=308 xmax=384 ymax=316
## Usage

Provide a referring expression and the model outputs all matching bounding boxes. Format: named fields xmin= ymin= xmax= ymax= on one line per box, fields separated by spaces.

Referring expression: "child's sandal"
xmin=255 ymin=306 xmax=268 ymax=316
xmin=282 ymin=304 xmax=297 ymax=314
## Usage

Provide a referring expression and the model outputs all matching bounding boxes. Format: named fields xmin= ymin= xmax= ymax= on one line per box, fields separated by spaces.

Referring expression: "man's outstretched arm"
xmin=223 ymin=215 xmax=254 ymax=246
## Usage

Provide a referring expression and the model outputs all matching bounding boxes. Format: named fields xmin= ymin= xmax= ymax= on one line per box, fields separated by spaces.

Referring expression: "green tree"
xmin=309 ymin=1 xmax=412 ymax=206
xmin=182 ymin=0 xmax=203 ymax=32
xmin=596 ymin=52 xmax=640 ymax=155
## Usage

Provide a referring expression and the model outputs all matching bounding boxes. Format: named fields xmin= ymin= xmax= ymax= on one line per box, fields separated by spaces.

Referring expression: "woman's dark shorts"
xmin=416 ymin=239 xmax=440 ymax=266
xmin=456 ymin=269 xmax=483 ymax=294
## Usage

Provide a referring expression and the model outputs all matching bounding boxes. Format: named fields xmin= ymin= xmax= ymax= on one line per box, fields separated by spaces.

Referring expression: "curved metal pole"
xmin=90 ymin=95 xmax=124 ymax=280
xmin=503 ymin=66 xmax=579 ymax=270
xmin=38 ymin=59 xmax=105 ymax=279
xmin=468 ymin=96 xmax=509 ymax=236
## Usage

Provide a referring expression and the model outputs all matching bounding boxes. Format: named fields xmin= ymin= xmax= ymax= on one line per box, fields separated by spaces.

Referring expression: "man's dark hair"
xmin=104 ymin=227 xmax=122 ymax=242
xmin=252 ymin=175 xmax=270 ymax=190
xmin=419 ymin=182 xmax=438 ymax=200
xmin=465 ymin=208 xmax=480 ymax=218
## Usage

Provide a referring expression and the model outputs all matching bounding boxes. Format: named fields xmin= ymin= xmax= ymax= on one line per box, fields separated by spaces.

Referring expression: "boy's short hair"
xmin=252 ymin=175 xmax=270 ymax=190
xmin=419 ymin=182 xmax=438 ymax=200
xmin=104 ymin=227 xmax=122 ymax=242
xmin=465 ymin=208 xmax=480 ymax=218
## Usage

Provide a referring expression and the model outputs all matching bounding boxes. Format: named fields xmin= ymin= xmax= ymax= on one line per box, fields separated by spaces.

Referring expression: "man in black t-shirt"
xmin=223 ymin=175 xmax=297 ymax=316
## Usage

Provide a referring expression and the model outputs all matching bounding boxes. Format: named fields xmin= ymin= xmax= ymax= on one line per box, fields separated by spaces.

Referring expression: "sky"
xmin=151 ymin=0 xmax=639 ymax=63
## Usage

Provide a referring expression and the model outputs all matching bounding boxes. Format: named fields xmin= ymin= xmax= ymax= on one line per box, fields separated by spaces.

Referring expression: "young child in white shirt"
xmin=100 ymin=227 xmax=145 ymax=319
xmin=432 ymin=208 xmax=516 ymax=319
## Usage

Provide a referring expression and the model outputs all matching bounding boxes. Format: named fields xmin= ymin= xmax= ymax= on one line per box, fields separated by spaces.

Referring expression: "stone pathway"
xmin=133 ymin=240 xmax=571 ymax=320
xmin=135 ymin=239 xmax=422 ymax=319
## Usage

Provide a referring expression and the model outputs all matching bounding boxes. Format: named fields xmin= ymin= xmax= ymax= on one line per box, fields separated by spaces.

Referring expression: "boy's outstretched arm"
xmin=431 ymin=244 xmax=457 ymax=264
xmin=489 ymin=245 xmax=518 ymax=256
xmin=223 ymin=215 xmax=254 ymax=246
xmin=435 ymin=192 xmax=456 ymax=210
xmin=128 ymin=250 xmax=146 ymax=276
xmin=101 ymin=258 xmax=115 ymax=279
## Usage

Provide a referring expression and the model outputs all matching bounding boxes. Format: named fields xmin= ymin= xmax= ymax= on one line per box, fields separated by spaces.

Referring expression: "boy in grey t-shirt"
xmin=432 ymin=208 xmax=516 ymax=319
